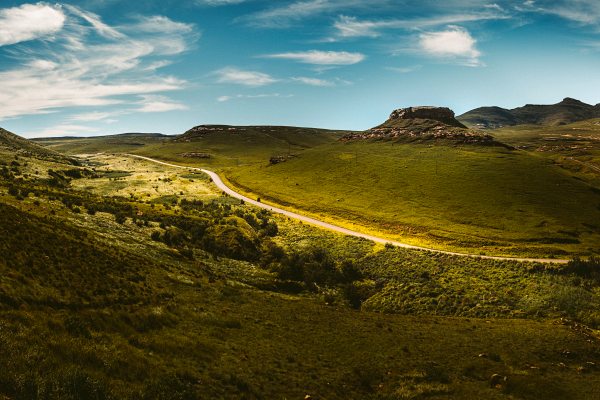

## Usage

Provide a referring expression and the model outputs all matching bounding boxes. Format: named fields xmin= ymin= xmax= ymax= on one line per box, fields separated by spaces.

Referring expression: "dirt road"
xmin=127 ymin=154 xmax=570 ymax=264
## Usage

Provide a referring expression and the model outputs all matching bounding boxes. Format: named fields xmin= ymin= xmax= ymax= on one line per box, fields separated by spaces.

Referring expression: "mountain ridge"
xmin=459 ymin=97 xmax=600 ymax=128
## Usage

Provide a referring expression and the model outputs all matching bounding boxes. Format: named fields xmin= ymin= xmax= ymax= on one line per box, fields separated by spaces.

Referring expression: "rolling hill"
xmin=1 ymin=147 xmax=600 ymax=399
xmin=0 ymin=127 xmax=74 ymax=163
xmin=33 ymin=108 xmax=600 ymax=257
xmin=459 ymin=98 xmax=600 ymax=128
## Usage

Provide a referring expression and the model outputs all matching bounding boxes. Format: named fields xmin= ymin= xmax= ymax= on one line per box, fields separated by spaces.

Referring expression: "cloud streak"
xmin=239 ymin=0 xmax=391 ymax=28
xmin=0 ymin=5 xmax=197 ymax=121
xmin=332 ymin=10 xmax=510 ymax=39
xmin=263 ymin=50 xmax=365 ymax=65
xmin=215 ymin=67 xmax=278 ymax=86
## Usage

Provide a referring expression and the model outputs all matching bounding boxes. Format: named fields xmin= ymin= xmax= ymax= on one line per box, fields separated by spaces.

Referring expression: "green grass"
xmin=36 ymin=126 xmax=600 ymax=258
xmin=225 ymin=140 xmax=600 ymax=257
xmin=2 ymin=148 xmax=600 ymax=398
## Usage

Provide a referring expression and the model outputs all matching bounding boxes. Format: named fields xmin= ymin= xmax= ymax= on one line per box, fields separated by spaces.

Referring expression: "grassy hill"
xmin=1 ymin=127 xmax=74 ymax=163
xmin=224 ymin=139 xmax=600 ymax=257
xmin=459 ymin=98 xmax=600 ymax=129
xmin=36 ymin=132 xmax=170 ymax=155
xmin=2 ymin=149 xmax=600 ymax=399
xmin=36 ymin=121 xmax=600 ymax=257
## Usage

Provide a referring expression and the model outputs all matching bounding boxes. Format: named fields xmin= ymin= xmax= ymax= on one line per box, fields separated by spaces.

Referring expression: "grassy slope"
xmin=1 ymin=181 xmax=599 ymax=399
xmin=35 ymin=126 xmax=600 ymax=257
xmin=225 ymin=140 xmax=600 ymax=257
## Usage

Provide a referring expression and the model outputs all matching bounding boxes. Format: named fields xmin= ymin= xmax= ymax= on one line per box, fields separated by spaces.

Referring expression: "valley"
xmin=2 ymin=99 xmax=600 ymax=399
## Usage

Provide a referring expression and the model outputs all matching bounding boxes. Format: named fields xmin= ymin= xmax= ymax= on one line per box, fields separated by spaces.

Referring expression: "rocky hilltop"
xmin=458 ymin=97 xmax=600 ymax=128
xmin=342 ymin=106 xmax=502 ymax=146
xmin=388 ymin=106 xmax=467 ymax=128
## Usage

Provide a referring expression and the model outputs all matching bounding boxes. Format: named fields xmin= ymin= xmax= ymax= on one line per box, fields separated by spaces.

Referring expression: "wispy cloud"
xmin=70 ymin=111 xmax=123 ymax=122
xmin=0 ymin=3 xmax=66 ymax=46
xmin=30 ymin=124 xmax=100 ymax=138
xmin=292 ymin=76 xmax=335 ymax=86
xmin=196 ymin=0 xmax=250 ymax=5
xmin=63 ymin=4 xmax=124 ymax=39
xmin=386 ymin=65 xmax=422 ymax=73
xmin=417 ymin=26 xmax=482 ymax=67
xmin=136 ymin=95 xmax=188 ymax=112
xmin=263 ymin=50 xmax=365 ymax=65
xmin=239 ymin=0 xmax=390 ymax=28
xmin=217 ymin=93 xmax=293 ymax=102
xmin=0 ymin=5 xmax=197 ymax=121
xmin=519 ymin=0 xmax=600 ymax=26
xmin=215 ymin=67 xmax=278 ymax=86
xmin=332 ymin=10 xmax=510 ymax=39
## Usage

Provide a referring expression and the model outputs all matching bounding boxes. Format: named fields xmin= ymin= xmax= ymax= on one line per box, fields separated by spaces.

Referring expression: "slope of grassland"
xmin=2 ymin=150 xmax=600 ymax=399
xmin=224 ymin=140 xmax=600 ymax=258
xmin=35 ymin=125 xmax=600 ymax=257
xmin=35 ymin=132 xmax=170 ymax=155
xmin=1 ymin=127 xmax=74 ymax=163
xmin=36 ymin=125 xmax=348 ymax=169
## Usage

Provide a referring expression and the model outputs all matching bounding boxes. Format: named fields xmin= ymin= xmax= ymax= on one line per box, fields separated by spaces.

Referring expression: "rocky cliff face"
xmin=341 ymin=106 xmax=506 ymax=147
xmin=388 ymin=106 xmax=467 ymax=128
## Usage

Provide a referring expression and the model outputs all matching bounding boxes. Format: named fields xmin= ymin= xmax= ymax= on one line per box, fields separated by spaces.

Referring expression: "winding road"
xmin=127 ymin=154 xmax=570 ymax=264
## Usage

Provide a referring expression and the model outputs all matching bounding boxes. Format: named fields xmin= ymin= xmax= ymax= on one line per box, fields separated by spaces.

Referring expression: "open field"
xmin=2 ymin=148 xmax=600 ymax=398
xmin=492 ymin=119 xmax=600 ymax=184
xmin=224 ymin=141 xmax=600 ymax=258
xmin=37 ymin=128 xmax=600 ymax=258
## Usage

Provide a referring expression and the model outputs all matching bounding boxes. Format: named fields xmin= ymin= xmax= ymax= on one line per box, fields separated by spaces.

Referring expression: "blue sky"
xmin=1 ymin=1 xmax=600 ymax=137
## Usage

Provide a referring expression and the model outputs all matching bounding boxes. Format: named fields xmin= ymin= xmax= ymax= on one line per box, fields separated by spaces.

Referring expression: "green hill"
xmin=2 ymin=149 xmax=600 ymax=399
xmin=35 ymin=132 xmax=170 ymax=155
xmin=0 ymin=127 xmax=74 ymax=163
xmin=224 ymin=139 xmax=600 ymax=257
xmin=459 ymin=98 xmax=600 ymax=128
xmin=33 ymin=118 xmax=600 ymax=257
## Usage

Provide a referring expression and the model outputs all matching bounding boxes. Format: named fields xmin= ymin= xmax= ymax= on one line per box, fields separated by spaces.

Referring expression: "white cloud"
xmin=418 ymin=26 xmax=482 ymax=66
xmin=30 ymin=124 xmax=99 ymax=138
xmin=136 ymin=95 xmax=188 ymax=113
xmin=215 ymin=67 xmax=278 ymax=86
xmin=292 ymin=76 xmax=335 ymax=86
xmin=196 ymin=0 xmax=249 ymax=5
xmin=0 ymin=3 xmax=66 ymax=46
xmin=332 ymin=11 xmax=509 ymax=39
xmin=217 ymin=93 xmax=292 ymax=102
xmin=520 ymin=0 xmax=600 ymax=25
xmin=63 ymin=4 xmax=124 ymax=39
xmin=264 ymin=50 xmax=365 ymax=65
xmin=386 ymin=65 xmax=422 ymax=73
xmin=70 ymin=111 xmax=121 ymax=122
xmin=0 ymin=6 xmax=197 ymax=121
xmin=239 ymin=0 xmax=388 ymax=28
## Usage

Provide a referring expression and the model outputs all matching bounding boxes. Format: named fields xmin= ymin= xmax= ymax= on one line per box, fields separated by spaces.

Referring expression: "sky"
xmin=0 ymin=1 xmax=600 ymax=137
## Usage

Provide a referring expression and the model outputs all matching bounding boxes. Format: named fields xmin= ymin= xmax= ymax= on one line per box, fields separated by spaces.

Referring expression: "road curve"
xmin=127 ymin=154 xmax=570 ymax=264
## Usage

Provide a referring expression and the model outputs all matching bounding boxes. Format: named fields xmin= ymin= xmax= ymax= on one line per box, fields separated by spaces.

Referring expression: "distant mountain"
xmin=34 ymin=132 xmax=168 ymax=141
xmin=458 ymin=98 xmax=600 ymax=129
xmin=342 ymin=106 xmax=504 ymax=146
xmin=0 ymin=127 xmax=74 ymax=163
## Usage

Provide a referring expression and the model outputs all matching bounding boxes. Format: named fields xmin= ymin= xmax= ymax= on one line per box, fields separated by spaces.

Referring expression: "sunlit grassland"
xmin=225 ymin=140 xmax=600 ymax=257
xmin=2 ymin=148 xmax=600 ymax=398
xmin=37 ymin=128 xmax=600 ymax=258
